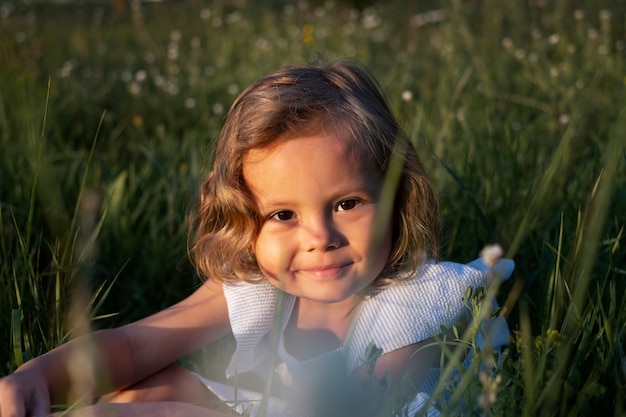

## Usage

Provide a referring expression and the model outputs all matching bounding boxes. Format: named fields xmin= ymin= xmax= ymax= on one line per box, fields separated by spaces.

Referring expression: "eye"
xmin=337 ymin=199 xmax=360 ymax=211
xmin=271 ymin=210 xmax=295 ymax=221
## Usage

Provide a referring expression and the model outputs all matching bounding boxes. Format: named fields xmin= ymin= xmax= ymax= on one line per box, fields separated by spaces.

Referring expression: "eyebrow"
xmin=254 ymin=180 xmax=382 ymax=210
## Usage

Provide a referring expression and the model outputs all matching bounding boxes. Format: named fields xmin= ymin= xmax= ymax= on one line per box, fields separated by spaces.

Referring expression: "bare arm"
xmin=346 ymin=335 xmax=463 ymax=416
xmin=53 ymin=401 xmax=237 ymax=417
xmin=0 ymin=279 xmax=230 ymax=417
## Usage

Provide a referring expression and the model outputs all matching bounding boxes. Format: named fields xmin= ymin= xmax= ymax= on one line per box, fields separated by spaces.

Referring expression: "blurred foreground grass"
xmin=0 ymin=0 xmax=625 ymax=415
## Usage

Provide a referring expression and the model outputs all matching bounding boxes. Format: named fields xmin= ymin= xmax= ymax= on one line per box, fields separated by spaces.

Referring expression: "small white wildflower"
xmin=166 ymin=81 xmax=179 ymax=96
xmin=58 ymin=63 xmax=73 ymax=78
xmin=255 ymin=37 xmax=271 ymax=51
xmin=135 ymin=70 xmax=147 ymax=82
xmin=531 ymin=28 xmax=542 ymax=40
xmin=559 ymin=114 xmax=570 ymax=124
xmin=153 ymin=74 xmax=165 ymax=87
xmin=1 ymin=3 xmax=14 ymax=19
xmin=129 ymin=81 xmax=141 ymax=95
xmin=200 ymin=8 xmax=211 ymax=20
xmin=480 ymin=244 xmax=503 ymax=267
xmin=514 ymin=49 xmax=526 ymax=60
xmin=501 ymin=37 xmax=513 ymax=49
xmin=550 ymin=67 xmax=559 ymax=77
xmin=588 ymin=28 xmax=599 ymax=40
xmin=478 ymin=371 xmax=502 ymax=410
xmin=401 ymin=90 xmax=413 ymax=102
xmin=226 ymin=11 xmax=242 ymax=24
xmin=227 ymin=83 xmax=239 ymax=95
xmin=574 ymin=9 xmax=584 ymax=20
xmin=212 ymin=102 xmax=224 ymax=114
xmin=410 ymin=9 xmax=446 ymax=27
xmin=167 ymin=45 xmax=179 ymax=60
xmin=548 ymin=33 xmax=560 ymax=45
xmin=362 ymin=9 xmax=381 ymax=29
xmin=598 ymin=44 xmax=609 ymax=55
xmin=184 ymin=97 xmax=196 ymax=109
xmin=599 ymin=9 xmax=611 ymax=21
xmin=170 ymin=30 xmax=181 ymax=42
xmin=567 ymin=43 xmax=576 ymax=54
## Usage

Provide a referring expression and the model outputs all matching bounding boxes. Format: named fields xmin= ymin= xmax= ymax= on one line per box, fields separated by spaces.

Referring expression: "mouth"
xmin=296 ymin=262 xmax=353 ymax=279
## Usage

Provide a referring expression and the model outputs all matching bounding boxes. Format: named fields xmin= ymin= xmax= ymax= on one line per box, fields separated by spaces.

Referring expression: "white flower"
xmin=599 ymin=9 xmax=611 ymax=21
xmin=184 ymin=98 xmax=197 ymax=109
xmin=548 ymin=33 xmax=560 ymax=45
xmin=401 ymin=90 xmax=413 ymax=102
xmin=212 ymin=103 xmax=224 ymax=114
xmin=480 ymin=244 xmax=503 ymax=267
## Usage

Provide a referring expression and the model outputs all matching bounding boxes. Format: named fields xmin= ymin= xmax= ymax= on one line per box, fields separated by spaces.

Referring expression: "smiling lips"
xmin=295 ymin=262 xmax=353 ymax=279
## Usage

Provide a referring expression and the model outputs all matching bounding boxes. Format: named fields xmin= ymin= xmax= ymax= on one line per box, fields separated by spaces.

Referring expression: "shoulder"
xmin=223 ymin=280 xmax=281 ymax=333
xmin=346 ymin=259 xmax=514 ymax=369
xmin=222 ymin=280 xmax=296 ymax=377
xmin=370 ymin=258 xmax=513 ymax=323
xmin=365 ymin=261 xmax=484 ymax=328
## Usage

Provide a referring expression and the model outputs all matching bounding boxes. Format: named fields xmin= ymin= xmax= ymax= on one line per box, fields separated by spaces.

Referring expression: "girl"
xmin=0 ymin=61 xmax=513 ymax=417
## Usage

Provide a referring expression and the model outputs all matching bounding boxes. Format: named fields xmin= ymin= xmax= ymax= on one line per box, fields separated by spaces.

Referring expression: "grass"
xmin=1 ymin=0 xmax=625 ymax=415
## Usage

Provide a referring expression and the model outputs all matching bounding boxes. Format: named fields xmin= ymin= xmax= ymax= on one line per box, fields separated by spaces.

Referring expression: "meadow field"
xmin=0 ymin=0 xmax=625 ymax=415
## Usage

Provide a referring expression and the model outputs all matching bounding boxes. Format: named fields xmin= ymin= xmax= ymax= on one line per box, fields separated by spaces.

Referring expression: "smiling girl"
xmin=0 ymin=61 xmax=513 ymax=417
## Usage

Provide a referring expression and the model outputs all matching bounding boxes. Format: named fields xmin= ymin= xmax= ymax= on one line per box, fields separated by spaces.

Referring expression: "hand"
xmin=0 ymin=371 xmax=51 ymax=417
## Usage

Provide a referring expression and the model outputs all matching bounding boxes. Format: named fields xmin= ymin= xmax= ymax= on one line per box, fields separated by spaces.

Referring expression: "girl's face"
xmin=243 ymin=134 xmax=392 ymax=307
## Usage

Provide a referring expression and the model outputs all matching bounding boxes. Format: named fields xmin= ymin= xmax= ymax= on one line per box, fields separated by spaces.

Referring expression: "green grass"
xmin=1 ymin=0 xmax=625 ymax=415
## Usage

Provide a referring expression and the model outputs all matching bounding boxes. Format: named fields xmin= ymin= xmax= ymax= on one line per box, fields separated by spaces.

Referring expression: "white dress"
xmin=194 ymin=258 xmax=514 ymax=417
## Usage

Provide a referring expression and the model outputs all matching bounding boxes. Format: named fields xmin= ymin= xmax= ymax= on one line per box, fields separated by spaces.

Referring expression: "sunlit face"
xmin=243 ymin=134 xmax=393 ymax=306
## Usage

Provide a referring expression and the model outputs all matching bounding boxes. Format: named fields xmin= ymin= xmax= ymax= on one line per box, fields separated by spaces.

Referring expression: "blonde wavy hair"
xmin=191 ymin=60 xmax=440 ymax=287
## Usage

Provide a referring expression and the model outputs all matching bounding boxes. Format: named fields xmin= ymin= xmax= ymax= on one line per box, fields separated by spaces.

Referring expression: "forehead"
xmin=242 ymin=134 xmax=381 ymax=200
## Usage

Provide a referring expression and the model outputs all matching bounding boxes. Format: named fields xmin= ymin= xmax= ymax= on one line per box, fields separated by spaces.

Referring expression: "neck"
xmin=295 ymin=296 xmax=361 ymax=330
xmin=283 ymin=296 xmax=362 ymax=360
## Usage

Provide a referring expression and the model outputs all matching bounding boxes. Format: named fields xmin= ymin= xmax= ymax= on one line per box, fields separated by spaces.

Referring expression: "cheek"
xmin=253 ymin=230 xmax=290 ymax=276
xmin=367 ymin=220 xmax=393 ymax=271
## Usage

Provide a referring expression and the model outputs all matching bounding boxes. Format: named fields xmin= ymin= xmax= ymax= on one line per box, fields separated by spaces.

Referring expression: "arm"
xmin=0 ymin=279 xmax=230 ymax=417
xmin=53 ymin=401 xmax=237 ymax=417
xmin=368 ymin=337 xmax=443 ymax=389
xmin=349 ymin=333 xmax=467 ymax=417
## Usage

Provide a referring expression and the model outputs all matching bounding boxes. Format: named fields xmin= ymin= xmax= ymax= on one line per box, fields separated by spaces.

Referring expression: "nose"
xmin=301 ymin=215 xmax=342 ymax=252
